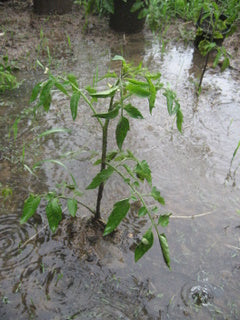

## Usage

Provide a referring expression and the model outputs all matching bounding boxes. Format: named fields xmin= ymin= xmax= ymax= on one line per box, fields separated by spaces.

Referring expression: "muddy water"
xmin=1 ymin=31 xmax=240 ymax=320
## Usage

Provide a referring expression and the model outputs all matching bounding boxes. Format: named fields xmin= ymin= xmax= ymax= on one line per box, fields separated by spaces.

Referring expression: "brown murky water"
xmin=1 ymin=30 xmax=240 ymax=320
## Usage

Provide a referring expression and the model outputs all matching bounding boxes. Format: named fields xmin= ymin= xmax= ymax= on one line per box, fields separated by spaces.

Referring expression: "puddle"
xmin=1 ymin=30 xmax=240 ymax=320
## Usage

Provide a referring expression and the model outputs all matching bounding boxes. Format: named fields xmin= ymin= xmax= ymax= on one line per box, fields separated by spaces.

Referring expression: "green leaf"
xmin=67 ymin=74 xmax=79 ymax=90
xmin=103 ymin=0 xmax=114 ymax=14
xmin=158 ymin=214 xmax=171 ymax=227
xmin=135 ymin=160 xmax=152 ymax=184
xmin=147 ymin=77 xmax=157 ymax=114
xmin=158 ymin=233 xmax=171 ymax=268
xmin=20 ymin=194 xmax=41 ymax=224
xmin=112 ymin=55 xmax=126 ymax=62
xmin=86 ymin=166 xmax=114 ymax=190
xmin=122 ymin=164 xmax=135 ymax=179
xmin=163 ymin=89 xmax=175 ymax=116
xmin=30 ymin=83 xmax=42 ymax=103
xmin=11 ymin=118 xmax=20 ymax=141
xmin=32 ymin=159 xmax=69 ymax=171
xmin=124 ymin=104 xmax=144 ymax=119
xmin=233 ymin=141 xmax=240 ymax=160
xmin=138 ymin=206 xmax=148 ymax=217
xmin=99 ymin=71 xmax=117 ymax=80
xmin=70 ymin=92 xmax=81 ymax=120
xmin=198 ymin=40 xmax=216 ymax=56
xmin=89 ymin=87 xmax=118 ymax=98
xmin=221 ymin=57 xmax=230 ymax=72
xmin=85 ymin=85 xmax=97 ymax=95
xmin=93 ymin=151 xmax=118 ymax=165
xmin=127 ymin=79 xmax=149 ymax=87
xmin=42 ymin=93 xmax=51 ymax=112
xmin=46 ymin=198 xmax=62 ymax=233
xmin=130 ymin=1 xmax=144 ymax=12
xmin=176 ymin=109 xmax=183 ymax=133
xmin=126 ymin=83 xmax=150 ymax=97
xmin=55 ymin=81 xmax=69 ymax=96
xmin=116 ymin=116 xmax=130 ymax=150
xmin=67 ymin=199 xmax=78 ymax=217
xmin=213 ymin=50 xmax=223 ymax=68
xmin=135 ymin=228 xmax=154 ymax=262
xmin=151 ymin=186 xmax=165 ymax=204
xmin=103 ymin=199 xmax=130 ymax=236
xmin=93 ymin=106 xmax=120 ymax=119
xmin=40 ymin=79 xmax=54 ymax=112
xmin=138 ymin=8 xmax=148 ymax=19
xmin=38 ymin=128 xmax=71 ymax=138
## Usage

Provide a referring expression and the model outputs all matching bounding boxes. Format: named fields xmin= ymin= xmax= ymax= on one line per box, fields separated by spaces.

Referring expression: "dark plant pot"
xmin=194 ymin=13 xmax=230 ymax=48
xmin=33 ymin=0 xmax=73 ymax=15
xmin=109 ymin=0 xmax=146 ymax=33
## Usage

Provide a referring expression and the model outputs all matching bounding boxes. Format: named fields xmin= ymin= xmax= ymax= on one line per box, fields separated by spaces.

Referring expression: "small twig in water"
xmin=170 ymin=210 xmax=214 ymax=219
xmin=225 ymin=244 xmax=240 ymax=251
xmin=21 ymin=224 xmax=48 ymax=248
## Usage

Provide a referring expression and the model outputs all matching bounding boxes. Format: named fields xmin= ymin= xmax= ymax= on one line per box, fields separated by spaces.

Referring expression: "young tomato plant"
xmin=20 ymin=56 xmax=183 ymax=267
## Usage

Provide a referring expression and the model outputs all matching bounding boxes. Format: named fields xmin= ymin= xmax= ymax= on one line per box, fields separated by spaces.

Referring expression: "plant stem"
xmin=59 ymin=196 xmax=96 ymax=215
xmin=197 ymin=51 xmax=210 ymax=94
xmin=95 ymin=95 xmax=115 ymax=220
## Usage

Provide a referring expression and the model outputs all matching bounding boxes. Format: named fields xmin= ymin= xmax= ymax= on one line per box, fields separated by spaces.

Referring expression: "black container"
xmin=33 ymin=0 xmax=73 ymax=14
xmin=109 ymin=0 xmax=146 ymax=33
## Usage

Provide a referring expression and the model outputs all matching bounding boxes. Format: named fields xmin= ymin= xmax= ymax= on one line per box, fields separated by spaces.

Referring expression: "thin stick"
xmin=225 ymin=244 xmax=240 ymax=251
xmin=21 ymin=224 xmax=48 ymax=248
xmin=170 ymin=210 xmax=214 ymax=219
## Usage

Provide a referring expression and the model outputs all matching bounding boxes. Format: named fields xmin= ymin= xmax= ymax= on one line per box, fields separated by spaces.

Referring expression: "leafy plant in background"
xmin=194 ymin=0 xmax=238 ymax=93
xmin=0 ymin=55 xmax=19 ymax=93
xmin=20 ymin=56 xmax=183 ymax=267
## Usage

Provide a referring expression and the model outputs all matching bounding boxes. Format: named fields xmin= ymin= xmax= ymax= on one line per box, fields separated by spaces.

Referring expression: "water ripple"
xmin=0 ymin=214 xmax=35 ymax=275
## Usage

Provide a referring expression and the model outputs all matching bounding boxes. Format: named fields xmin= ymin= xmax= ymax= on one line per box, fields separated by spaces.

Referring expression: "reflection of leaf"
xmin=103 ymin=199 xmax=130 ymax=235
xmin=135 ymin=228 xmax=154 ymax=262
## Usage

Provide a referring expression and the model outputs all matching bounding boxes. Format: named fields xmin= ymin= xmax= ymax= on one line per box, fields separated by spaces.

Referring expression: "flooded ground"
xmin=1 ymin=3 xmax=240 ymax=320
